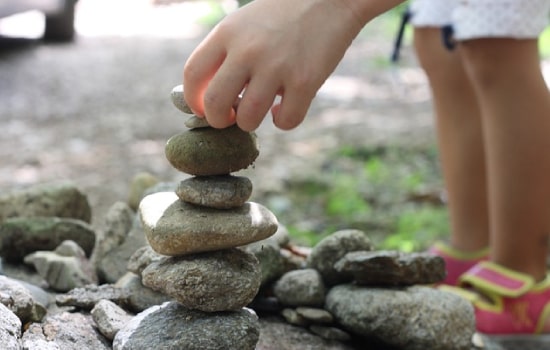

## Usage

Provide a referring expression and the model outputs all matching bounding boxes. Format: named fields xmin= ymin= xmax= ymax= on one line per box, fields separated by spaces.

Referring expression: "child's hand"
xmin=183 ymin=0 xmax=365 ymax=131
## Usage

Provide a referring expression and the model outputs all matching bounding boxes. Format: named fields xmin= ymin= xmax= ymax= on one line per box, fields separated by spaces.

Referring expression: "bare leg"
xmin=459 ymin=38 xmax=550 ymax=281
xmin=414 ymin=28 xmax=489 ymax=252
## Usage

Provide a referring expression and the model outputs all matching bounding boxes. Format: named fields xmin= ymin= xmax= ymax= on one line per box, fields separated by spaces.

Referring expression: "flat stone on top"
xmin=165 ymin=126 xmax=259 ymax=176
xmin=334 ymin=250 xmax=446 ymax=286
xmin=139 ymin=192 xmax=278 ymax=256
xmin=176 ymin=175 xmax=253 ymax=209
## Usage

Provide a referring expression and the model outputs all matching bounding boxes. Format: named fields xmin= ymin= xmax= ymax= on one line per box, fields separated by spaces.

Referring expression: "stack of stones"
xmin=134 ymin=85 xmax=279 ymax=349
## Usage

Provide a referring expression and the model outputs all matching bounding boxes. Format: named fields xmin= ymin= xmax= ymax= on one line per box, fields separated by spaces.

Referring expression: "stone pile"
xmin=114 ymin=85 xmax=279 ymax=349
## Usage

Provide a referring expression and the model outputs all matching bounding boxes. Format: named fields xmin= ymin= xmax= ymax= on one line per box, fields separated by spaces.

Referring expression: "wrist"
xmin=338 ymin=0 xmax=404 ymax=27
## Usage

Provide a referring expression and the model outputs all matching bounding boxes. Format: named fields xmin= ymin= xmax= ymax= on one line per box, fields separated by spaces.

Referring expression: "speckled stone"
xmin=176 ymin=175 xmax=253 ymax=209
xmin=142 ymin=248 xmax=261 ymax=312
xmin=170 ymin=84 xmax=193 ymax=114
xmin=139 ymin=192 xmax=278 ymax=256
xmin=165 ymin=126 xmax=259 ymax=176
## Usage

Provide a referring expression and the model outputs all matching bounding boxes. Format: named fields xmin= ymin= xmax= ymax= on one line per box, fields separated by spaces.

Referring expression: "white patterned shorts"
xmin=409 ymin=0 xmax=550 ymax=40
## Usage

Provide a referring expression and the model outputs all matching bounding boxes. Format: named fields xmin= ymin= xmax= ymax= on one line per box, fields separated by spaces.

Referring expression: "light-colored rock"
xmin=91 ymin=299 xmax=133 ymax=341
xmin=165 ymin=126 xmax=259 ymax=176
xmin=176 ymin=175 xmax=253 ymax=209
xmin=142 ymin=248 xmax=261 ymax=312
xmin=126 ymin=246 xmax=163 ymax=276
xmin=0 ymin=303 xmax=21 ymax=350
xmin=97 ymin=216 xmax=147 ymax=283
xmin=281 ymin=308 xmax=308 ymax=326
xmin=139 ymin=192 xmax=278 ymax=256
xmin=307 ymin=229 xmax=373 ymax=286
xmin=24 ymin=240 xmax=97 ymax=292
xmin=273 ymin=269 xmax=326 ymax=307
xmin=127 ymin=172 xmax=159 ymax=211
xmin=113 ymin=302 xmax=260 ymax=350
xmin=296 ymin=307 xmax=334 ymax=324
xmin=0 ymin=182 xmax=91 ymax=224
xmin=325 ymin=284 xmax=475 ymax=350
xmin=21 ymin=311 xmax=110 ymax=350
xmin=170 ymin=84 xmax=193 ymax=114
xmin=184 ymin=115 xmax=210 ymax=129
xmin=334 ymin=250 xmax=446 ymax=286
xmin=0 ymin=275 xmax=47 ymax=323
xmin=92 ymin=201 xmax=134 ymax=274
xmin=0 ymin=217 xmax=96 ymax=263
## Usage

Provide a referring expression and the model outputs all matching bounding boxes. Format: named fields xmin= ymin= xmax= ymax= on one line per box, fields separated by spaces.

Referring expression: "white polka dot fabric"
xmin=410 ymin=0 xmax=550 ymax=40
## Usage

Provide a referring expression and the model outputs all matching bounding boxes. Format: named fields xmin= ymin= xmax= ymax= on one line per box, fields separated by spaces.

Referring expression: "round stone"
xmin=139 ymin=192 xmax=278 ymax=256
xmin=170 ymin=85 xmax=193 ymax=114
xmin=176 ymin=175 xmax=253 ymax=209
xmin=184 ymin=115 xmax=210 ymax=129
xmin=165 ymin=126 xmax=259 ymax=176
xmin=142 ymin=249 xmax=261 ymax=312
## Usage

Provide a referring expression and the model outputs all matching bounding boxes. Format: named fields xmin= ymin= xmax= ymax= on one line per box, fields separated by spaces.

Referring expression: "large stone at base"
xmin=142 ymin=248 xmax=261 ymax=312
xmin=113 ymin=302 xmax=260 ymax=350
xmin=325 ymin=284 xmax=475 ymax=350
xmin=139 ymin=192 xmax=278 ymax=256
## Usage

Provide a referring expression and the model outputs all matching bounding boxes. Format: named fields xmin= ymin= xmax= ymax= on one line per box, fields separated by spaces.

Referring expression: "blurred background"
xmin=1 ymin=0 xmax=549 ymax=250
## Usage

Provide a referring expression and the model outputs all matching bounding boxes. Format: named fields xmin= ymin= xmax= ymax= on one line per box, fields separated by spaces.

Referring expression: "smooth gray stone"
xmin=142 ymin=248 xmax=261 ymax=312
xmin=273 ymin=269 xmax=326 ymax=307
xmin=113 ymin=302 xmax=260 ymax=350
xmin=176 ymin=175 xmax=253 ymax=209
xmin=0 ymin=216 xmax=95 ymax=263
xmin=325 ymin=284 xmax=475 ymax=350
xmin=139 ymin=192 xmax=278 ymax=256
xmin=165 ymin=126 xmax=259 ymax=176
xmin=307 ymin=229 xmax=373 ymax=286
xmin=184 ymin=115 xmax=210 ymax=129
xmin=296 ymin=307 xmax=334 ymax=324
xmin=127 ymin=172 xmax=159 ymax=211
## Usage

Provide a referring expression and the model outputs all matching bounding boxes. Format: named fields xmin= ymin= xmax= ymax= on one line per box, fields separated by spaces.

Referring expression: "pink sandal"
xmin=429 ymin=241 xmax=489 ymax=286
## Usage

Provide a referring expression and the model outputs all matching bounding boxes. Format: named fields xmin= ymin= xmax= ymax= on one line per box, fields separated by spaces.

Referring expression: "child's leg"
xmin=413 ymin=27 xmax=489 ymax=252
xmin=459 ymin=38 xmax=550 ymax=281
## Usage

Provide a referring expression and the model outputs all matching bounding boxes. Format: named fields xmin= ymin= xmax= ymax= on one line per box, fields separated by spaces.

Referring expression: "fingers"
xmin=183 ymin=37 xmax=226 ymax=118
xmin=235 ymin=76 xmax=280 ymax=131
xmin=271 ymin=89 xmax=313 ymax=130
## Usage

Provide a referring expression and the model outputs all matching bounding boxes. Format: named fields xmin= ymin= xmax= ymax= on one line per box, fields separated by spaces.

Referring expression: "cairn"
xmin=135 ymin=85 xmax=278 ymax=349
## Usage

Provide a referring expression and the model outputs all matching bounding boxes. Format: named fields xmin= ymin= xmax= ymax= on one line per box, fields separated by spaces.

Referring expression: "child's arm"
xmin=183 ymin=0 xmax=404 ymax=131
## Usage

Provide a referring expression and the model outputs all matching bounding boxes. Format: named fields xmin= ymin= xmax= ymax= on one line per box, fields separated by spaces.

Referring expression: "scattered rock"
xmin=310 ymin=325 xmax=352 ymax=342
xmin=24 ymin=240 xmax=98 ymax=292
xmin=244 ymin=238 xmax=287 ymax=287
xmin=56 ymin=284 xmax=130 ymax=310
xmin=0 ymin=182 xmax=91 ymax=224
xmin=0 ymin=275 xmax=47 ymax=323
xmin=273 ymin=269 xmax=326 ymax=307
xmin=91 ymin=299 xmax=133 ymax=341
xmin=92 ymin=201 xmax=134 ymax=271
xmin=296 ymin=306 xmax=334 ymax=324
xmin=21 ymin=311 xmax=110 ymax=349
xmin=0 ymin=216 xmax=96 ymax=263
xmin=113 ymin=302 xmax=260 ymax=350
xmin=164 ymin=126 xmax=259 ymax=176
xmin=334 ymin=250 xmax=446 ymax=286
xmin=307 ymin=229 xmax=374 ymax=286
xmin=114 ymin=272 xmax=172 ymax=313
xmin=139 ymin=192 xmax=278 ymax=256
xmin=281 ymin=308 xmax=309 ymax=326
xmin=257 ymin=317 xmax=358 ymax=350
xmin=127 ymin=172 xmax=159 ymax=211
xmin=96 ymin=216 xmax=147 ymax=283
xmin=142 ymin=248 xmax=261 ymax=312
xmin=126 ymin=246 xmax=162 ymax=276
xmin=325 ymin=284 xmax=475 ymax=350
xmin=176 ymin=175 xmax=253 ymax=209
xmin=0 ymin=302 xmax=21 ymax=350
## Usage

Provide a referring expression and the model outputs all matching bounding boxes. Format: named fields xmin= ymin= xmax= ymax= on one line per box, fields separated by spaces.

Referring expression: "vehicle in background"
xmin=0 ymin=0 xmax=78 ymax=41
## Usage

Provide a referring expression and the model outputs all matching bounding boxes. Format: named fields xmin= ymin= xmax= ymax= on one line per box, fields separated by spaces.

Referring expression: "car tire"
xmin=43 ymin=0 xmax=76 ymax=42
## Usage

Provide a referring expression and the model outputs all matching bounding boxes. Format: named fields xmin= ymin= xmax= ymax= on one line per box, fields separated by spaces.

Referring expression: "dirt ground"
xmin=0 ymin=0 xmax=435 ymax=228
